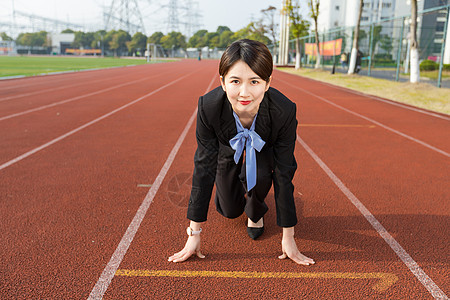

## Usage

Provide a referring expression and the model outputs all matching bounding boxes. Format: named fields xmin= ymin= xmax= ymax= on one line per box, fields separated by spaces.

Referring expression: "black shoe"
xmin=247 ymin=226 xmax=264 ymax=240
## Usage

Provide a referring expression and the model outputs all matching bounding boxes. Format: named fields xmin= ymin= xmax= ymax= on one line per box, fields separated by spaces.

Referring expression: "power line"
xmin=104 ymin=0 xmax=146 ymax=34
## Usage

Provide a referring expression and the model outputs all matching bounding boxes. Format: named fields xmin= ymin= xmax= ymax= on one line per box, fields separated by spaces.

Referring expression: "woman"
xmin=168 ymin=39 xmax=314 ymax=266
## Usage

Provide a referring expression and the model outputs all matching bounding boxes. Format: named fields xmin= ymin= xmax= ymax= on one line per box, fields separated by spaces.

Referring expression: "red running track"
xmin=0 ymin=60 xmax=448 ymax=299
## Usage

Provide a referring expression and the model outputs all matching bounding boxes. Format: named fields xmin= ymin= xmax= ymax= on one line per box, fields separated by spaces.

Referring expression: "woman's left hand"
xmin=278 ymin=235 xmax=315 ymax=265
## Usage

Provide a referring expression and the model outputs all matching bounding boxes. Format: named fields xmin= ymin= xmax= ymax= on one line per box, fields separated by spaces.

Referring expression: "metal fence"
xmin=276 ymin=4 xmax=450 ymax=88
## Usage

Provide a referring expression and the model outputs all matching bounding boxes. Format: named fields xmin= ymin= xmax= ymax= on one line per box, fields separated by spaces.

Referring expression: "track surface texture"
xmin=0 ymin=60 xmax=448 ymax=299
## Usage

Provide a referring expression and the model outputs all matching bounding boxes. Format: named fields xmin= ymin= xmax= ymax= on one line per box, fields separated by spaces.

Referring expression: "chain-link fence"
xmin=275 ymin=4 xmax=450 ymax=88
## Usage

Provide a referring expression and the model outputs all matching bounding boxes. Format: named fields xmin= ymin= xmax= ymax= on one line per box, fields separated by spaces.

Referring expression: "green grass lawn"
xmin=0 ymin=55 xmax=168 ymax=77
xmin=279 ymin=67 xmax=450 ymax=115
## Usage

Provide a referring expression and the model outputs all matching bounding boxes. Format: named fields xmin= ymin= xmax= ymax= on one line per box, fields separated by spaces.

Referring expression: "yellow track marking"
xmin=115 ymin=269 xmax=397 ymax=292
xmin=300 ymin=124 xmax=376 ymax=128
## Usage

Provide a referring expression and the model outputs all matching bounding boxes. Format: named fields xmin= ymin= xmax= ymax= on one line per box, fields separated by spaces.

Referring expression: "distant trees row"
xmin=5 ymin=21 xmax=277 ymax=56
xmin=1 ymin=4 xmax=284 ymax=56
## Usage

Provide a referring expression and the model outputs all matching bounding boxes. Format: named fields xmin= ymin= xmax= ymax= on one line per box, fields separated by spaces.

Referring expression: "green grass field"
xmin=279 ymin=67 xmax=450 ymax=115
xmin=0 ymin=55 xmax=168 ymax=78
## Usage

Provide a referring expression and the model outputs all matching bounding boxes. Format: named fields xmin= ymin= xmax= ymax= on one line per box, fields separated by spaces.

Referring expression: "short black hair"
xmin=219 ymin=39 xmax=273 ymax=82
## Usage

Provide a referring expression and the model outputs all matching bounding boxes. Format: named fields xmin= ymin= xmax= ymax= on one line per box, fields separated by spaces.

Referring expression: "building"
xmin=49 ymin=33 xmax=75 ymax=55
xmin=316 ymin=0 xmax=397 ymax=31
xmin=315 ymin=0 xmax=449 ymax=62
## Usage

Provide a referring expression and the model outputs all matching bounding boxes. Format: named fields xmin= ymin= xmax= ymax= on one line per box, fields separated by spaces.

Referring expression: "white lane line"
xmin=87 ymin=74 xmax=217 ymax=300
xmin=0 ymin=71 xmax=170 ymax=121
xmin=297 ymin=135 xmax=448 ymax=300
xmin=281 ymin=80 xmax=450 ymax=158
xmin=0 ymin=64 xmax=149 ymax=91
xmin=0 ymin=71 xmax=142 ymax=102
xmin=0 ymin=71 xmax=98 ymax=92
xmin=276 ymin=71 xmax=450 ymax=121
xmin=0 ymin=71 xmax=194 ymax=171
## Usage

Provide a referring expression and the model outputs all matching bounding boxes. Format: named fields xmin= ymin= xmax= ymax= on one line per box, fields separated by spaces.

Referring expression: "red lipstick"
xmin=240 ymin=101 xmax=251 ymax=105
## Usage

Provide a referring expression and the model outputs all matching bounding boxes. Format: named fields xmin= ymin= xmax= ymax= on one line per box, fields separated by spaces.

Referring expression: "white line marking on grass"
xmin=281 ymin=80 xmax=450 ymax=158
xmin=87 ymin=74 xmax=217 ymax=300
xmin=276 ymin=71 xmax=450 ymax=121
xmin=0 ymin=71 xmax=169 ymax=121
xmin=0 ymin=72 xmax=194 ymax=171
xmin=297 ymin=135 xmax=449 ymax=300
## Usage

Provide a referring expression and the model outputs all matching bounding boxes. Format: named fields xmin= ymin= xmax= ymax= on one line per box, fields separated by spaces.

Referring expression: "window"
xmin=335 ymin=5 xmax=340 ymax=10
xmin=433 ymin=43 xmax=441 ymax=53
xmin=436 ymin=22 xmax=445 ymax=32
xmin=382 ymin=3 xmax=392 ymax=8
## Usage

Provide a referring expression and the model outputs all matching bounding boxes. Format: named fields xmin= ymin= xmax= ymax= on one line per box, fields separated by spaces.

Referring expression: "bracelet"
xmin=186 ymin=227 xmax=202 ymax=236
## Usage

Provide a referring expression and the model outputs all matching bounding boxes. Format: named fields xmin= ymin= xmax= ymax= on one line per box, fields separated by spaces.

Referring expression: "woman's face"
xmin=220 ymin=60 xmax=271 ymax=116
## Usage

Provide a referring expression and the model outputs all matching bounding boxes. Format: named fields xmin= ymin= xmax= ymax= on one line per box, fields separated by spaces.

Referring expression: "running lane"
xmin=1 ymin=61 xmax=448 ymax=299
xmin=0 ymin=60 xmax=218 ymax=298
xmin=98 ymin=69 xmax=448 ymax=299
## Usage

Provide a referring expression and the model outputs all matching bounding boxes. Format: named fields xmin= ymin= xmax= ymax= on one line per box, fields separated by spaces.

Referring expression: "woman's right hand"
xmin=168 ymin=235 xmax=205 ymax=263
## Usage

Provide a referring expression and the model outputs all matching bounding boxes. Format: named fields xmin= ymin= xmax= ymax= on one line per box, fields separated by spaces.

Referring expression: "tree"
xmin=348 ymin=0 xmax=363 ymax=74
xmin=188 ymin=29 xmax=208 ymax=48
xmin=261 ymin=6 xmax=278 ymax=46
xmin=286 ymin=0 xmax=310 ymax=69
xmin=90 ymin=30 xmax=107 ymax=50
xmin=216 ymin=26 xmax=231 ymax=35
xmin=72 ymin=31 xmax=95 ymax=49
xmin=410 ymin=0 xmax=419 ymax=83
xmin=160 ymin=31 xmax=186 ymax=51
xmin=371 ymin=25 xmax=382 ymax=52
xmin=232 ymin=22 xmax=270 ymax=44
xmin=204 ymin=32 xmax=219 ymax=48
xmin=108 ymin=33 xmax=120 ymax=56
xmin=127 ymin=32 xmax=147 ymax=55
xmin=218 ymin=30 xmax=234 ymax=48
xmin=308 ymin=0 xmax=321 ymax=68
xmin=0 ymin=32 xmax=13 ymax=41
xmin=379 ymin=34 xmax=393 ymax=55
xmin=148 ymin=31 xmax=164 ymax=45
xmin=16 ymin=31 xmax=48 ymax=47
xmin=106 ymin=30 xmax=131 ymax=56
xmin=61 ymin=29 xmax=74 ymax=33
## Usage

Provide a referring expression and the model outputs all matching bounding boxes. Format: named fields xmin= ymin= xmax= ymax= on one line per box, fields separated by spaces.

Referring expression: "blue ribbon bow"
xmin=229 ymin=112 xmax=265 ymax=192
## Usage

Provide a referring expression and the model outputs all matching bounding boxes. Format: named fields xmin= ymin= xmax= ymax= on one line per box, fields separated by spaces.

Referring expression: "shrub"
xmin=443 ymin=64 xmax=450 ymax=71
xmin=420 ymin=59 xmax=438 ymax=71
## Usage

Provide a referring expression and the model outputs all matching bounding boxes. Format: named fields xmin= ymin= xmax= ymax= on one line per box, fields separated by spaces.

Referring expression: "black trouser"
xmin=214 ymin=147 xmax=274 ymax=223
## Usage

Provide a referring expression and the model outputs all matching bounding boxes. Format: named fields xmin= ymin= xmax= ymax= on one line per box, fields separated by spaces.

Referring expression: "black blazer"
xmin=187 ymin=86 xmax=298 ymax=227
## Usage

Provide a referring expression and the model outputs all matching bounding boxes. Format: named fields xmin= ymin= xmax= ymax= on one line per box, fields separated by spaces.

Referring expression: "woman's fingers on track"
xmin=168 ymin=249 xmax=205 ymax=262
xmin=168 ymin=249 xmax=192 ymax=262
xmin=291 ymin=253 xmax=315 ymax=266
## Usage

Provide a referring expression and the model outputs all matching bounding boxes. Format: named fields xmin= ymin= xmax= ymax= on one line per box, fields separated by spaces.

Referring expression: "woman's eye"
xmin=231 ymin=80 xmax=239 ymax=84
xmin=251 ymin=80 xmax=259 ymax=85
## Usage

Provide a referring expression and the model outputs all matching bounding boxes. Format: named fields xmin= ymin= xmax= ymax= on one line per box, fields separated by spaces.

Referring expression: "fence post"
xmin=307 ymin=35 xmax=311 ymax=67
xmin=368 ymin=24 xmax=374 ymax=76
xmin=322 ymin=33 xmax=325 ymax=68
xmin=396 ymin=17 xmax=405 ymax=81
xmin=437 ymin=6 xmax=449 ymax=88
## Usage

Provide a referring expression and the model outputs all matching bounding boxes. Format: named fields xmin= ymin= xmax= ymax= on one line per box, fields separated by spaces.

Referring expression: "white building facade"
xmin=316 ymin=0 xmax=397 ymax=31
xmin=314 ymin=0 xmax=449 ymax=62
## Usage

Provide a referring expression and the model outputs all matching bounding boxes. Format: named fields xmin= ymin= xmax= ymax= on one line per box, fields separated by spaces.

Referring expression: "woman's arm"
xmin=186 ymin=96 xmax=219 ymax=222
xmin=169 ymin=95 xmax=219 ymax=263
xmin=278 ymin=227 xmax=315 ymax=265
xmin=168 ymin=220 xmax=205 ymax=263
xmin=272 ymin=101 xmax=314 ymax=265
xmin=272 ymin=103 xmax=298 ymax=227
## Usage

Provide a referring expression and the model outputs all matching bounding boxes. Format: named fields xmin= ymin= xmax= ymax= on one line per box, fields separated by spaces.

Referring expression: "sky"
xmin=0 ymin=0 xmax=311 ymax=37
